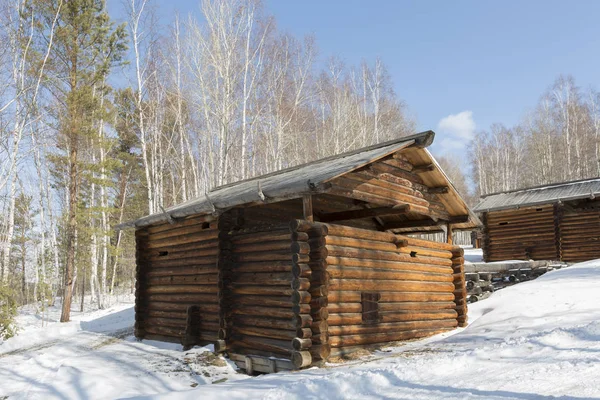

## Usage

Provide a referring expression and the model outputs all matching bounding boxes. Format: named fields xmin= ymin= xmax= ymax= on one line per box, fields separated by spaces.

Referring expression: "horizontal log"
xmin=292 ymin=337 xmax=313 ymax=350
xmin=233 ymin=240 xmax=309 ymax=255
xmin=335 ymin=176 xmax=432 ymax=209
xmin=311 ymin=319 xmax=328 ymax=333
xmin=146 ymin=247 xmax=219 ymax=261
xmin=233 ymin=326 xmax=298 ymax=341
xmin=230 ymin=272 xmax=292 ymax=286
xmin=292 ymin=263 xmax=312 ymax=278
xmin=369 ymin=160 xmax=424 ymax=185
xmin=146 ymin=216 xmax=216 ymax=234
xmin=228 ymin=345 xmax=291 ymax=360
xmin=229 ymin=229 xmax=293 ymax=244
xmin=145 ymin=285 xmax=218 ymax=295
xmin=229 ymin=261 xmax=294 ymax=274
xmin=311 ymin=308 xmax=329 ymax=321
xmin=326 ymin=265 xmax=452 ymax=282
xmin=325 ymin=257 xmax=453 ymax=273
xmin=290 ymin=219 xmax=326 ymax=233
xmin=138 ymin=239 xmax=219 ymax=255
xmin=227 ymin=295 xmax=292 ymax=308
xmin=329 ymin=328 xmax=450 ymax=347
xmin=144 ymin=257 xmax=218 ymax=268
xmin=289 ymin=290 xmax=311 ymax=304
xmin=322 ymin=224 xmax=396 ymax=242
xmin=146 ymin=293 xmax=218 ymax=303
xmin=231 ymin=335 xmax=294 ymax=356
xmin=146 ymin=229 xmax=219 ymax=249
xmin=144 ymin=301 xmax=219 ymax=313
xmin=325 ymin=235 xmax=397 ymax=252
xmin=146 ymin=266 xmax=218 ymax=277
xmin=292 ymin=351 xmax=312 ymax=368
xmin=329 ymin=279 xmax=454 ymax=293
xmin=292 ymin=278 xmax=311 ymax=291
xmin=328 ymin=310 xmax=458 ymax=326
xmin=323 ymin=246 xmax=453 ymax=266
xmin=230 ymin=305 xmax=294 ymax=319
xmin=309 ymin=344 xmax=331 ymax=360
xmin=228 ymin=353 xmax=295 ymax=372
xmin=328 ymin=319 xmax=457 ymax=336
xmin=232 ymin=316 xmax=297 ymax=331
xmin=233 ymin=252 xmax=309 ymax=263
xmin=397 ymin=235 xmax=456 ymax=251
xmin=397 ymin=246 xmax=453 ymax=259
xmin=148 ymin=224 xmax=217 ymax=242
xmin=328 ymin=290 xmax=455 ymax=303
xmin=327 ymin=301 xmax=457 ymax=314
xmin=229 ymin=286 xmax=295 ymax=297
xmin=147 ymin=275 xmax=218 ymax=286
xmin=296 ymin=314 xmax=313 ymax=328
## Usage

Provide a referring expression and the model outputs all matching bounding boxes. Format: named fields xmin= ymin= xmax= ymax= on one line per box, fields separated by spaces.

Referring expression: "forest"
xmin=0 ymin=0 xmax=599 ymax=335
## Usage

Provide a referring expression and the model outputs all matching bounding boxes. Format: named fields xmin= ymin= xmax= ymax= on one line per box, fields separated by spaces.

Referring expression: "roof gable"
xmin=118 ymin=130 xmax=479 ymax=230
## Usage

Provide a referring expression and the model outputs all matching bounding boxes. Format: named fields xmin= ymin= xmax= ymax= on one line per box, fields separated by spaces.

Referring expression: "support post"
xmin=303 ymin=194 xmax=313 ymax=222
xmin=447 ymin=223 xmax=453 ymax=245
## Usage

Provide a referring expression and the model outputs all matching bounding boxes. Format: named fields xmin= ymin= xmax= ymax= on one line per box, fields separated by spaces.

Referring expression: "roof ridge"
xmin=481 ymin=176 xmax=600 ymax=198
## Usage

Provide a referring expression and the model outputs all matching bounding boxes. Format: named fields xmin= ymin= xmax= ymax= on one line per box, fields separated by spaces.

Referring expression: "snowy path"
xmin=2 ymin=261 xmax=600 ymax=399
xmin=0 ymin=304 xmax=244 ymax=399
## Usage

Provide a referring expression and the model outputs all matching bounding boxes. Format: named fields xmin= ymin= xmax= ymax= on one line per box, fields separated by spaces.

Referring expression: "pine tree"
xmin=31 ymin=0 xmax=127 ymax=322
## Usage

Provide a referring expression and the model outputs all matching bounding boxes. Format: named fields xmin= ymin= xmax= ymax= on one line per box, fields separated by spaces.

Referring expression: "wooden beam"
xmin=428 ymin=186 xmax=449 ymax=194
xmin=302 ymin=194 xmax=313 ymax=222
xmin=447 ymin=223 xmax=453 ymax=244
xmin=383 ymin=218 xmax=440 ymax=231
xmin=383 ymin=215 xmax=469 ymax=231
xmin=449 ymin=215 xmax=470 ymax=224
xmin=411 ymin=163 xmax=435 ymax=174
xmin=318 ymin=205 xmax=410 ymax=223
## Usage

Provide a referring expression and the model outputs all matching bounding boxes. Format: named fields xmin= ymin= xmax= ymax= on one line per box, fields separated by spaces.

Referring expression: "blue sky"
xmin=110 ymin=0 xmax=600 ymax=158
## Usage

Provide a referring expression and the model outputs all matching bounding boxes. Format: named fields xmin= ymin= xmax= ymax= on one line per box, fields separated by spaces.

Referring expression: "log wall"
xmin=559 ymin=208 xmax=600 ymax=262
xmin=134 ymin=206 xmax=468 ymax=368
xmin=308 ymin=222 xmax=462 ymax=353
xmin=482 ymin=202 xmax=600 ymax=263
xmin=482 ymin=206 xmax=559 ymax=262
xmin=134 ymin=215 xmax=220 ymax=345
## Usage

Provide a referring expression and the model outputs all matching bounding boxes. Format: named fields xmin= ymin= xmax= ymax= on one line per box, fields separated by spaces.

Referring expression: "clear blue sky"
xmin=110 ymin=0 xmax=600 ymax=157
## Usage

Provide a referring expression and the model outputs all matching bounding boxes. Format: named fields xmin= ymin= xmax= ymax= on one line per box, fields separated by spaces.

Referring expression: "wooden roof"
xmin=474 ymin=177 xmax=600 ymax=213
xmin=118 ymin=131 xmax=480 ymax=231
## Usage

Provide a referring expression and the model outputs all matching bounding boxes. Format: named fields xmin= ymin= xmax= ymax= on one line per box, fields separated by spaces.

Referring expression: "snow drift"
xmin=2 ymin=260 xmax=600 ymax=399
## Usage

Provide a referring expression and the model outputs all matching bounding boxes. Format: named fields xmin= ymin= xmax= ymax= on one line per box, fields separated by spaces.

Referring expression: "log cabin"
xmin=118 ymin=130 xmax=480 ymax=373
xmin=474 ymin=177 xmax=600 ymax=263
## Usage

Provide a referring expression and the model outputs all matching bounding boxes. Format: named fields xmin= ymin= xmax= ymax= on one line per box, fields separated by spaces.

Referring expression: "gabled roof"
xmin=474 ymin=177 xmax=600 ymax=213
xmin=118 ymin=130 xmax=479 ymax=230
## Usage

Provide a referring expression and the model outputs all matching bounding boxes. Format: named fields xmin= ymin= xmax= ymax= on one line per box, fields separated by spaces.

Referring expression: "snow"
xmin=462 ymin=246 xmax=484 ymax=263
xmin=3 ymin=261 xmax=600 ymax=399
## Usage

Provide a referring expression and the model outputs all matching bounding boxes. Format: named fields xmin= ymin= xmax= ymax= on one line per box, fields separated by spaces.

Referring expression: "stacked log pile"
xmin=559 ymin=208 xmax=600 ymax=262
xmin=134 ymin=215 xmax=219 ymax=344
xmin=482 ymin=206 xmax=559 ymax=262
xmin=316 ymin=223 xmax=461 ymax=354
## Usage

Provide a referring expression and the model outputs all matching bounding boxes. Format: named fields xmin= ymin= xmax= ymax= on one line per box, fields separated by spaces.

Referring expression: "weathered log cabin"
xmin=119 ymin=131 xmax=480 ymax=373
xmin=474 ymin=178 xmax=600 ymax=263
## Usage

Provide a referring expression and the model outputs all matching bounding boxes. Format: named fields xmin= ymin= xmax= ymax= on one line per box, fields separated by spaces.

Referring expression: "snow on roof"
xmin=474 ymin=177 xmax=600 ymax=212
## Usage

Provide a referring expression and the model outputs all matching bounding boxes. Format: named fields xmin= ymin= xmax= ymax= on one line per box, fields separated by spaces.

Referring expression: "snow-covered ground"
xmin=2 ymin=260 xmax=600 ymax=399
